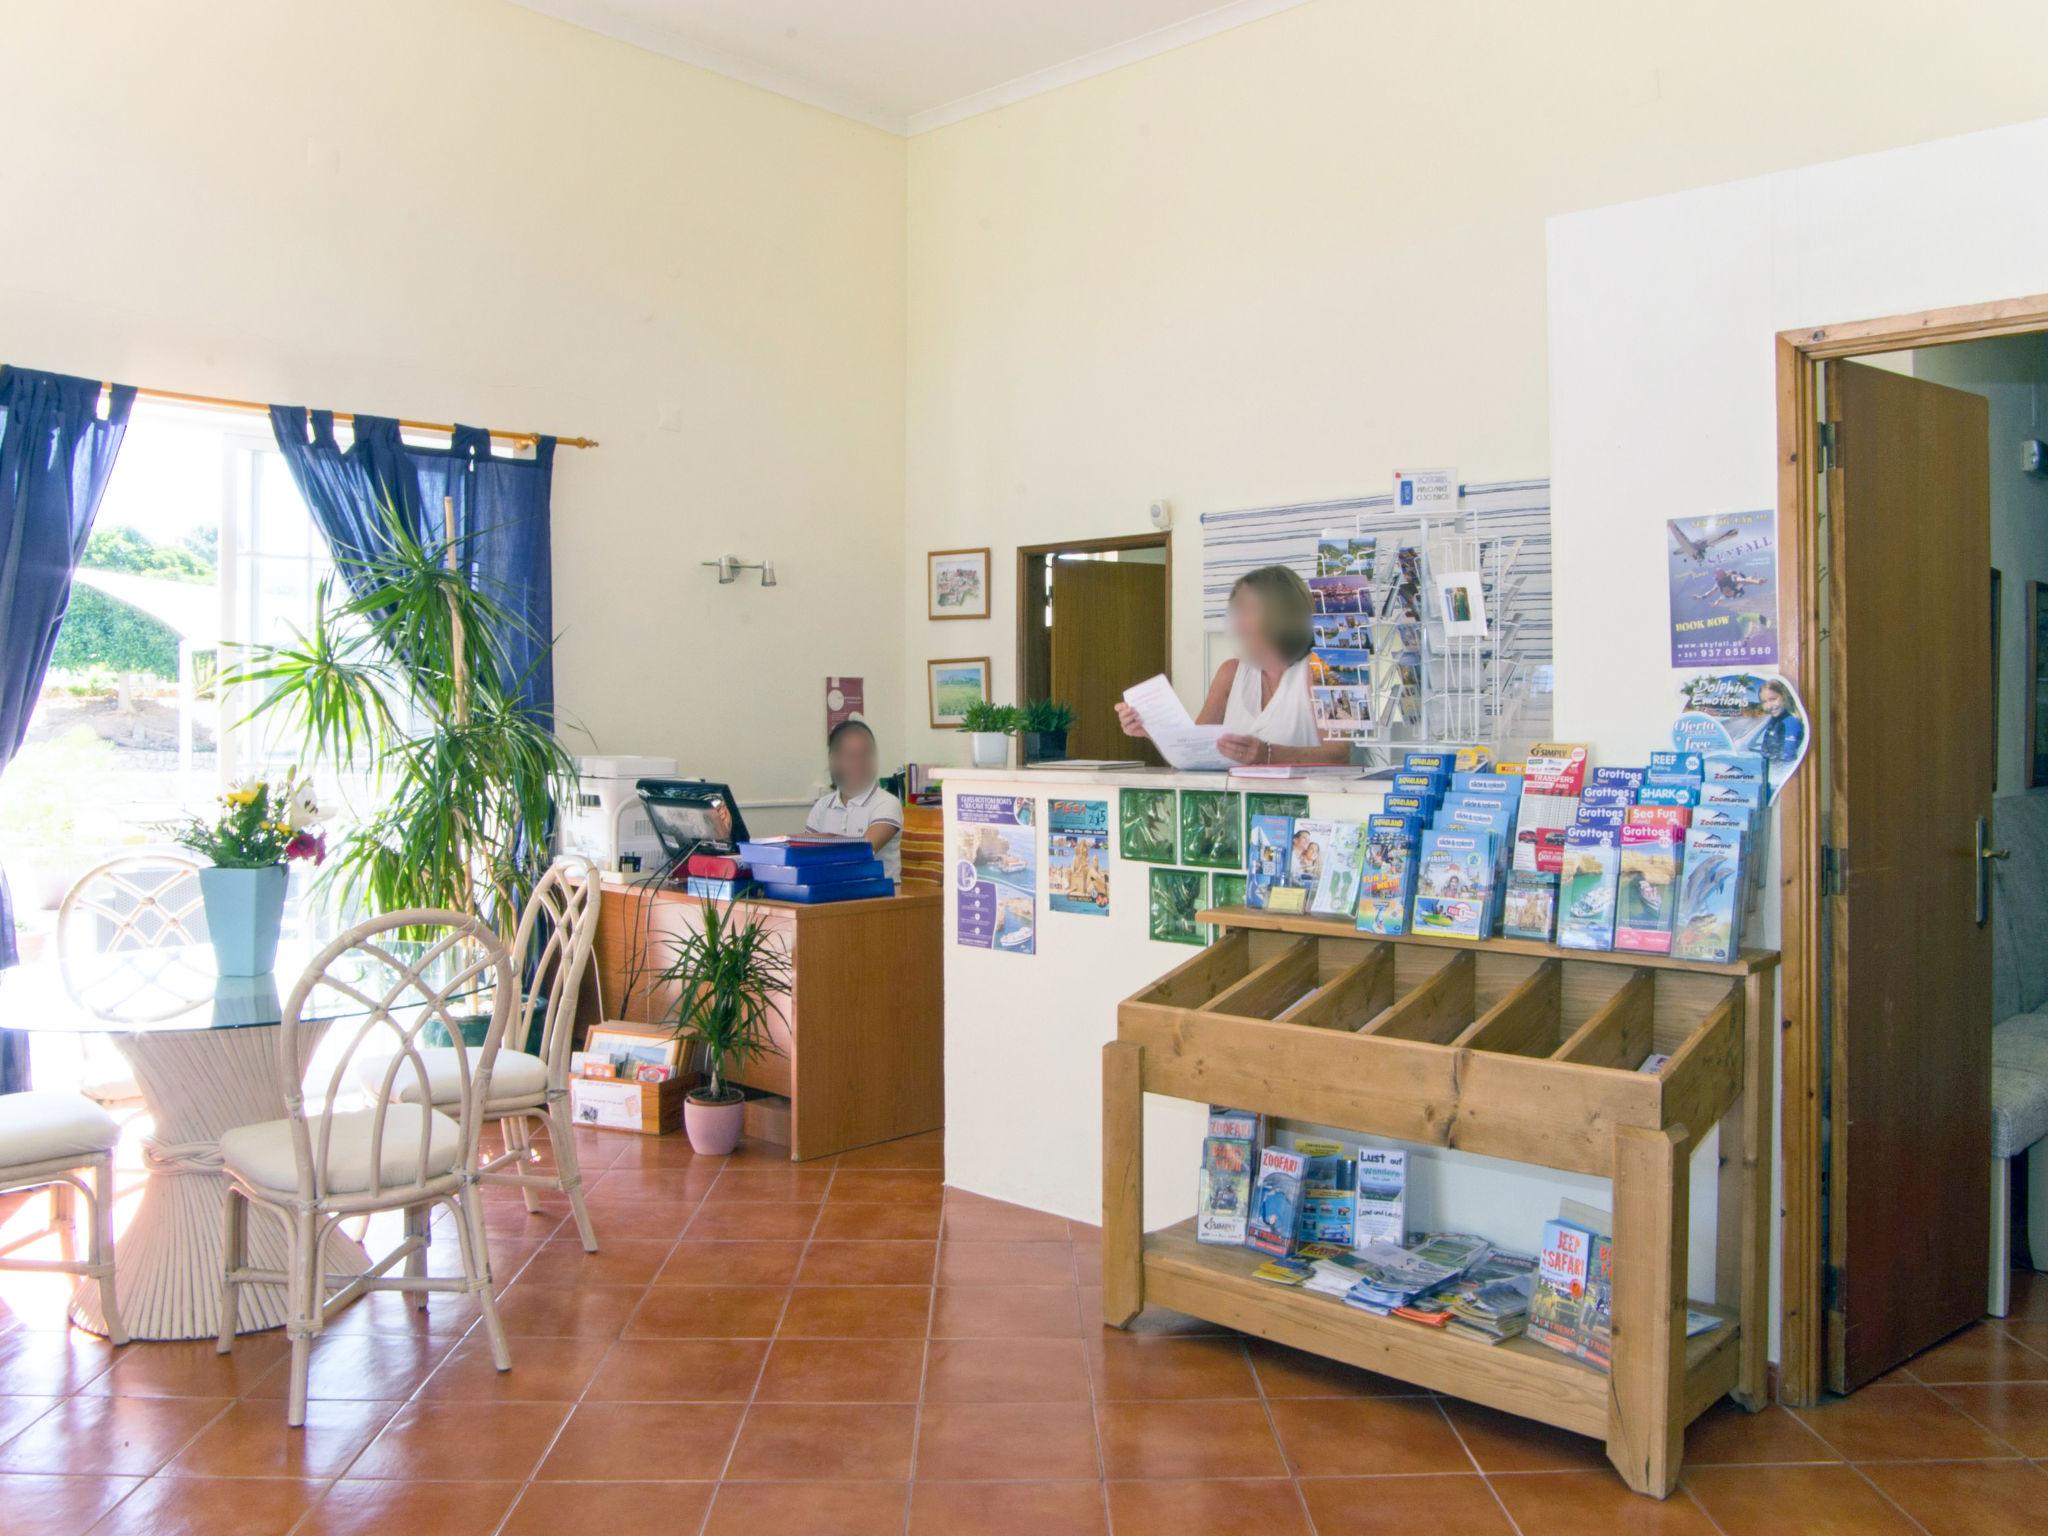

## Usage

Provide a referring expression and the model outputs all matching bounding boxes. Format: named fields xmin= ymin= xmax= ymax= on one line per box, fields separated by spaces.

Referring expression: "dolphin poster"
xmin=1666 ymin=510 xmax=1778 ymax=668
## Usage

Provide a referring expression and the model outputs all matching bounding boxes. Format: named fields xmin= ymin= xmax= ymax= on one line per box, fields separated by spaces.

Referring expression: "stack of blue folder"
xmin=739 ymin=838 xmax=895 ymax=903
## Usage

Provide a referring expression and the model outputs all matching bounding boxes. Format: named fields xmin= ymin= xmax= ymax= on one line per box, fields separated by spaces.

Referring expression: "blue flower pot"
xmin=198 ymin=865 xmax=288 ymax=977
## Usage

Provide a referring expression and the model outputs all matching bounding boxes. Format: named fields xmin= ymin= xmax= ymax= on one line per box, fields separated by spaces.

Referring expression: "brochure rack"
xmin=1102 ymin=907 xmax=1778 ymax=1499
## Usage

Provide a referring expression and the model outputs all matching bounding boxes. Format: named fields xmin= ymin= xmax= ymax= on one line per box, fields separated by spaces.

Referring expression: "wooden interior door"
xmin=1050 ymin=558 xmax=1167 ymax=760
xmin=1825 ymin=359 xmax=1992 ymax=1392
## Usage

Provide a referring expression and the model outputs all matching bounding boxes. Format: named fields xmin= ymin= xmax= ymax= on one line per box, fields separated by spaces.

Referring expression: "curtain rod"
xmin=123 ymin=384 xmax=598 ymax=450
xmin=0 ymin=369 xmax=598 ymax=449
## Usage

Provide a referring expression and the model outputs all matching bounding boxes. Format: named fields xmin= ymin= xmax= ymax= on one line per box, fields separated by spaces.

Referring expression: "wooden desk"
xmin=589 ymin=880 xmax=943 ymax=1161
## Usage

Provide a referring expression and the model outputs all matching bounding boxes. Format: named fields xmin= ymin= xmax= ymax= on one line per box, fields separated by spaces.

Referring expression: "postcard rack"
xmin=1102 ymin=908 xmax=1777 ymax=1499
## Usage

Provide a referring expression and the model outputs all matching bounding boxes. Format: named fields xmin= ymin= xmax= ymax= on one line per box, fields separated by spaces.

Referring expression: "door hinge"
xmin=1820 ymin=844 xmax=1847 ymax=896
xmin=1822 ymin=1262 xmax=1844 ymax=1313
xmin=1818 ymin=421 xmax=1838 ymax=471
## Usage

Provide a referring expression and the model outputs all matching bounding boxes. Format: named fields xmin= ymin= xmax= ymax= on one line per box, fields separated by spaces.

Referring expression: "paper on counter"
xmin=1121 ymin=674 xmax=1229 ymax=771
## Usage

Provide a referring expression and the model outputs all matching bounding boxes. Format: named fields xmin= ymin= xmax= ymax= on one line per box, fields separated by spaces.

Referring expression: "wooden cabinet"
xmin=1104 ymin=906 xmax=1778 ymax=1498
xmin=589 ymin=880 xmax=943 ymax=1161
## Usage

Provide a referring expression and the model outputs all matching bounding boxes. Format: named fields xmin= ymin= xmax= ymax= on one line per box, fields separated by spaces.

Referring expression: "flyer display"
xmin=1667 ymin=510 xmax=1778 ymax=668
xmin=1047 ymin=798 xmax=1110 ymax=916
xmin=1674 ymin=672 xmax=1809 ymax=800
xmin=954 ymin=794 xmax=1037 ymax=954
xmin=1307 ymin=532 xmax=1377 ymax=740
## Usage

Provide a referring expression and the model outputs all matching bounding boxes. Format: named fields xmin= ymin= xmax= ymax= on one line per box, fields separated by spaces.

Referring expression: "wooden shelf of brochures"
xmin=1101 ymin=907 xmax=1778 ymax=1499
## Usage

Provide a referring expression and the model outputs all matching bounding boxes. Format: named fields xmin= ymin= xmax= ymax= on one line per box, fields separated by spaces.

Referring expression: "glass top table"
xmin=1 ymin=938 xmax=494 ymax=1341
xmin=0 ymin=938 xmax=489 ymax=1035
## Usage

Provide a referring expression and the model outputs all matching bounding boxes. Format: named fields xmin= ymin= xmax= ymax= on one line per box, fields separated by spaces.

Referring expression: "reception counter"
xmin=941 ymin=764 xmax=1726 ymax=1293
xmin=590 ymin=877 xmax=943 ymax=1160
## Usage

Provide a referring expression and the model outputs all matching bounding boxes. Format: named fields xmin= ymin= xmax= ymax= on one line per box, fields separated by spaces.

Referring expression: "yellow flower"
xmin=226 ymin=788 xmax=259 ymax=807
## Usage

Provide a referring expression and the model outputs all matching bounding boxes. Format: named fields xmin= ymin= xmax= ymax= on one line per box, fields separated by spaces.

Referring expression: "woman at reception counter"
xmin=1114 ymin=564 xmax=1351 ymax=767
xmin=804 ymin=718 xmax=903 ymax=879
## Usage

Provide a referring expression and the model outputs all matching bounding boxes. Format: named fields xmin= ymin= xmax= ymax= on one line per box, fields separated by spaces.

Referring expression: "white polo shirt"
xmin=803 ymin=781 xmax=904 ymax=881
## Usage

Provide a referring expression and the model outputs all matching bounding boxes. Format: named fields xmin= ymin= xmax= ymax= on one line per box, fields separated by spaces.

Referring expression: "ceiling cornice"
xmin=512 ymin=0 xmax=1315 ymax=138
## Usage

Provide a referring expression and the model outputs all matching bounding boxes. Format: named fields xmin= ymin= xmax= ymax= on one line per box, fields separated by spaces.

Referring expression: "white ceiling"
xmin=513 ymin=0 xmax=1312 ymax=135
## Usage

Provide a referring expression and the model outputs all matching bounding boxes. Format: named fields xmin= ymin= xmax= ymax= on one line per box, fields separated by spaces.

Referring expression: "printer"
xmin=557 ymin=753 xmax=677 ymax=873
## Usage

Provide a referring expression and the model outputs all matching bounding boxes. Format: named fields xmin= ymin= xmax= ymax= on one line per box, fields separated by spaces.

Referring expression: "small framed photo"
xmin=928 ymin=656 xmax=991 ymax=728
xmin=928 ymin=547 xmax=991 ymax=620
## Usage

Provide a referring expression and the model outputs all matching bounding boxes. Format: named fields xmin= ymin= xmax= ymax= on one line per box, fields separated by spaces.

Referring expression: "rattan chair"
xmin=214 ymin=909 xmax=514 ymax=1425
xmin=354 ymin=858 xmax=603 ymax=1250
xmin=57 ymin=850 xmax=208 ymax=1106
xmin=0 ymin=1092 xmax=128 ymax=1344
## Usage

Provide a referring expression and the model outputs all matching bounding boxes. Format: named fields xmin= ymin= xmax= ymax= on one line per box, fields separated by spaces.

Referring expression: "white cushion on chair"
xmin=1991 ymin=1066 xmax=2048 ymax=1161
xmin=0 ymin=1091 xmax=120 ymax=1168
xmin=220 ymin=1104 xmax=464 ymax=1195
xmin=352 ymin=1048 xmax=549 ymax=1110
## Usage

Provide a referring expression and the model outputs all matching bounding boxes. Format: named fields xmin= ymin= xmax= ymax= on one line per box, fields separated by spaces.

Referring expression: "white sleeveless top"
xmin=1220 ymin=657 xmax=1323 ymax=748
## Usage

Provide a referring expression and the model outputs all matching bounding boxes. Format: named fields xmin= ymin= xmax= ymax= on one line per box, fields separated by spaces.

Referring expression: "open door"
xmin=1049 ymin=557 xmax=1167 ymax=760
xmin=1824 ymin=360 xmax=1993 ymax=1392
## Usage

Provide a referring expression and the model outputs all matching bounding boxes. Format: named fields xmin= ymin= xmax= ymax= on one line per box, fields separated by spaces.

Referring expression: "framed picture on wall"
xmin=928 ymin=656 xmax=991 ymax=729
xmin=928 ymin=547 xmax=991 ymax=620
xmin=1991 ymin=569 xmax=2002 ymax=790
xmin=2030 ymin=581 xmax=2048 ymax=788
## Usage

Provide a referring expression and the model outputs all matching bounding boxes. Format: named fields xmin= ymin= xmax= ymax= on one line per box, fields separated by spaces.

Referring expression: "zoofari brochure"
xmin=1246 ymin=1146 xmax=1308 ymax=1258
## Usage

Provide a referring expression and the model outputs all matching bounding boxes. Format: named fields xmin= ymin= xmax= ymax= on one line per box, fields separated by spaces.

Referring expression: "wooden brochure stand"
xmin=1102 ymin=907 xmax=1777 ymax=1498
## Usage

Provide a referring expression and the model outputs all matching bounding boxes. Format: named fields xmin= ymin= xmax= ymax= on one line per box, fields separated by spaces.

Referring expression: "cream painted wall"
xmin=0 ymin=0 xmax=906 ymax=816
xmin=901 ymin=0 xmax=2048 ymax=767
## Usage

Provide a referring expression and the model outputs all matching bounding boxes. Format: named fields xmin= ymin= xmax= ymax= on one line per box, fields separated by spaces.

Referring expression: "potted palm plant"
xmin=224 ymin=498 xmax=574 ymax=945
xmin=1017 ymin=699 xmax=1076 ymax=764
xmin=959 ymin=700 xmax=1017 ymax=768
xmin=660 ymin=899 xmax=791 ymax=1154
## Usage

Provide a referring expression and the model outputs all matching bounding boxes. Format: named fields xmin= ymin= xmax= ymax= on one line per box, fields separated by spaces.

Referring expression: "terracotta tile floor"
xmin=2 ymin=1126 xmax=2046 ymax=1534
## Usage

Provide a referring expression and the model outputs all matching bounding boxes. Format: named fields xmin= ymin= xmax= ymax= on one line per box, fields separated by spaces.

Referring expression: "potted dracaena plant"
xmin=1017 ymin=699 xmax=1076 ymax=764
xmin=659 ymin=897 xmax=791 ymax=1154
xmin=958 ymin=699 xmax=1017 ymax=769
xmin=223 ymin=498 xmax=575 ymax=952
xmin=170 ymin=770 xmax=327 ymax=976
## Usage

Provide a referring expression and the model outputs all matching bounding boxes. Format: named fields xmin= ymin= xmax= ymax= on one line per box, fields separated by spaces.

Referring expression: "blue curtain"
xmin=268 ymin=408 xmax=555 ymax=726
xmin=0 ymin=367 xmax=136 ymax=1091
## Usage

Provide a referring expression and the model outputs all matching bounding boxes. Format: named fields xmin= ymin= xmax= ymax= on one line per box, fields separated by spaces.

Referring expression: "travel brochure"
xmin=953 ymin=793 xmax=1037 ymax=954
xmin=1046 ymin=797 xmax=1109 ymax=916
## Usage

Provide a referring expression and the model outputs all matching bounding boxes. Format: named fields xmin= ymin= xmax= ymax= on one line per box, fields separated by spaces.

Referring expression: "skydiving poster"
xmin=1667 ymin=510 xmax=1778 ymax=668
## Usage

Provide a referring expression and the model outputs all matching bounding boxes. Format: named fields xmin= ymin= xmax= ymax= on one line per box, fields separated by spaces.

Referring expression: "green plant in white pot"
xmin=171 ymin=771 xmax=326 ymax=976
xmin=959 ymin=700 xmax=1017 ymax=769
xmin=660 ymin=898 xmax=790 ymax=1154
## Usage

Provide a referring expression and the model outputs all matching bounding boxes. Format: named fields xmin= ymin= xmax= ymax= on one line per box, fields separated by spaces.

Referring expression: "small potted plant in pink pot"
xmin=660 ymin=898 xmax=789 ymax=1154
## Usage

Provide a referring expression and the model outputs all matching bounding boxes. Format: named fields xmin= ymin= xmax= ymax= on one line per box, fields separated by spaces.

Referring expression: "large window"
xmin=0 ymin=402 xmax=345 ymax=952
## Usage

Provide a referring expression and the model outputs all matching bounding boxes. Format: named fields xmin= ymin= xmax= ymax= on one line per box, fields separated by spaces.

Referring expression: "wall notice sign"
xmin=1666 ymin=510 xmax=1778 ymax=667
xmin=570 ymin=1078 xmax=642 ymax=1131
xmin=954 ymin=794 xmax=1037 ymax=954
xmin=825 ymin=676 xmax=865 ymax=731
xmin=1393 ymin=468 xmax=1457 ymax=511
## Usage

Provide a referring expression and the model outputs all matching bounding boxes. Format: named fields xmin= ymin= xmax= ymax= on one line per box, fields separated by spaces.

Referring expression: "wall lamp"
xmin=703 ymin=555 xmax=776 ymax=587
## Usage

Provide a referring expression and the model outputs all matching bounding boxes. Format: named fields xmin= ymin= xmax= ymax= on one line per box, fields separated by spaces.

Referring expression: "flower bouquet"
xmin=171 ymin=772 xmax=325 ymax=975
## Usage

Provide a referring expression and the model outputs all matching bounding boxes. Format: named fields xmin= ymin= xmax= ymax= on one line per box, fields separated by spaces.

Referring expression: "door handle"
xmin=1975 ymin=817 xmax=2005 ymax=926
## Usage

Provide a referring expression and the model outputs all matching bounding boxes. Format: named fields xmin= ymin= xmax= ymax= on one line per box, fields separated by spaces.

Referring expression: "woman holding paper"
xmin=1114 ymin=565 xmax=1349 ymax=766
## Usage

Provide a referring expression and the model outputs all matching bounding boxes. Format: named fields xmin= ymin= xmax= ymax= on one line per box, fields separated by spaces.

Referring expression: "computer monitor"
xmin=636 ymin=778 xmax=750 ymax=866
